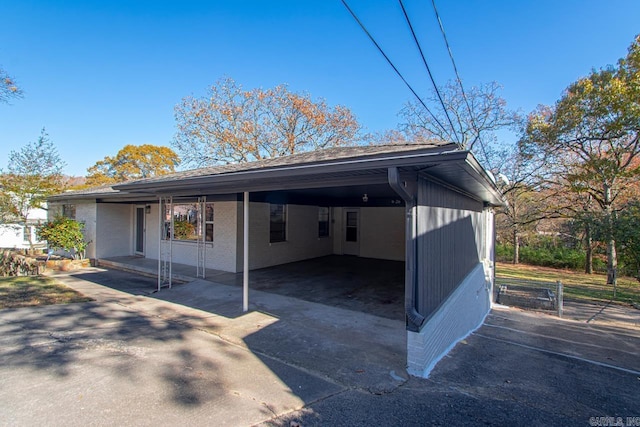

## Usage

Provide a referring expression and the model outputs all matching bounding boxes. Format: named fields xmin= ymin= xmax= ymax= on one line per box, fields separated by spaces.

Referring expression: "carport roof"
xmin=50 ymin=143 xmax=504 ymax=206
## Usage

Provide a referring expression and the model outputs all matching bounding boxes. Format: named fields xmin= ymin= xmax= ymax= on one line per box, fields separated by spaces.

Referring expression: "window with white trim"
xmin=163 ymin=202 xmax=214 ymax=242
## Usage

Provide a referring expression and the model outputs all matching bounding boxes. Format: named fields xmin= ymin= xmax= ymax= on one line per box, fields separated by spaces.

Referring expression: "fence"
xmin=495 ymin=277 xmax=564 ymax=317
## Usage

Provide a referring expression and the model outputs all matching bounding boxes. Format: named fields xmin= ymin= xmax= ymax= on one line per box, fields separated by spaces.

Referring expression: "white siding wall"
xmin=0 ymin=225 xmax=28 ymax=249
xmin=241 ymin=202 xmax=333 ymax=270
xmin=360 ymin=207 xmax=405 ymax=261
xmin=95 ymin=203 xmax=131 ymax=259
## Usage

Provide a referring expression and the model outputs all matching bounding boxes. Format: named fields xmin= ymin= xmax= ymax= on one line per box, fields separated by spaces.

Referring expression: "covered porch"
xmin=98 ymin=254 xmax=405 ymax=321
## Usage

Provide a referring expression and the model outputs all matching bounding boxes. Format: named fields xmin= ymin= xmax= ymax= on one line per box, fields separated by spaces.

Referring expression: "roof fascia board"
xmin=462 ymin=155 xmax=505 ymax=206
xmin=148 ymin=173 xmax=392 ymax=197
xmin=118 ymin=149 xmax=468 ymax=192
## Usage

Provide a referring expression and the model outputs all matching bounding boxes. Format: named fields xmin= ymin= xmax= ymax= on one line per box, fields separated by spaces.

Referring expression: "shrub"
xmin=0 ymin=250 xmax=41 ymax=276
xmin=173 ymin=219 xmax=196 ymax=240
xmin=496 ymin=242 xmax=606 ymax=272
xmin=37 ymin=217 xmax=89 ymax=260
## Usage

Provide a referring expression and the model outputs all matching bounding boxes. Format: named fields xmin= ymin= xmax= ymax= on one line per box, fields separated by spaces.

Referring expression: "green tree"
xmin=173 ymin=77 xmax=361 ymax=168
xmin=616 ymin=200 xmax=640 ymax=280
xmin=0 ymin=129 xmax=66 ymax=252
xmin=0 ymin=66 xmax=22 ymax=104
xmin=524 ymin=35 xmax=640 ymax=293
xmin=85 ymin=144 xmax=180 ymax=187
xmin=37 ymin=217 xmax=88 ymax=260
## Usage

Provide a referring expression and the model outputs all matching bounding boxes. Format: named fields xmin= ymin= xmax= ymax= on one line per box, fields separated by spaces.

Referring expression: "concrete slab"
xmin=0 ymin=294 xmax=343 ymax=426
xmin=59 ymin=268 xmax=409 ymax=394
xmin=99 ymin=255 xmax=405 ymax=321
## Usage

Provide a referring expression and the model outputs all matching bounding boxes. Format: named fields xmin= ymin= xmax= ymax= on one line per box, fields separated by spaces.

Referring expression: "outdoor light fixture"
xmin=145 ymin=205 xmax=151 ymax=214
xmin=362 ymin=193 xmax=368 ymax=203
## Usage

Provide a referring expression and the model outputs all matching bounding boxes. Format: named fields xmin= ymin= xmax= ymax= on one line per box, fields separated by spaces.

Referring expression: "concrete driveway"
xmin=1 ymin=267 xmax=639 ymax=426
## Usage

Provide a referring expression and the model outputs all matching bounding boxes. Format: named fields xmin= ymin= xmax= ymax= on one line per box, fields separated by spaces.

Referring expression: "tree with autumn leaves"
xmin=172 ymin=77 xmax=361 ymax=168
xmin=523 ymin=35 xmax=640 ymax=291
xmin=85 ymin=144 xmax=181 ymax=187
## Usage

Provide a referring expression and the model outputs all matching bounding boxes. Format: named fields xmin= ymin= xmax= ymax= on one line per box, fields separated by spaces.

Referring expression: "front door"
xmin=343 ymin=209 xmax=360 ymax=256
xmin=135 ymin=206 xmax=145 ymax=255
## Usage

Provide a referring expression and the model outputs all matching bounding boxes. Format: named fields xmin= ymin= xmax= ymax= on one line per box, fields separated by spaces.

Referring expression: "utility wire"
xmin=341 ymin=0 xmax=450 ymax=138
xmin=398 ymin=0 xmax=460 ymax=145
xmin=430 ymin=0 xmax=485 ymax=157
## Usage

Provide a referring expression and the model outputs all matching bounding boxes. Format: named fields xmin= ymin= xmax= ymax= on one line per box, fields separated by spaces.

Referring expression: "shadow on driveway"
xmin=2 ymin=267 xmax=640 ymax=426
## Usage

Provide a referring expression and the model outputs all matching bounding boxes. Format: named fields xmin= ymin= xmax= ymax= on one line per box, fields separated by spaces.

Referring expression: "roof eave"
xmin=116 ymin=148 xmax=467 ymax=193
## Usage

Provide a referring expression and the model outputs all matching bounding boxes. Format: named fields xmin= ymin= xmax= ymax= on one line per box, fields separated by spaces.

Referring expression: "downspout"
xmin=388 ymin=167 xmax=425 ymax=332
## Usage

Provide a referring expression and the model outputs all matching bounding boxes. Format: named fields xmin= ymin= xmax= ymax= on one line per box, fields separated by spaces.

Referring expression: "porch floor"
xmin=98 ymin=255 xmax=405 ymax=320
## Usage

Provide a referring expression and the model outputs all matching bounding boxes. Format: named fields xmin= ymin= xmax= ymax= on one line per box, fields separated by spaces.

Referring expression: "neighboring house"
xmin=47 ymin=143 xmax=503 ymax=377
xmin=0 ymin=204 xmax=47 ymax=250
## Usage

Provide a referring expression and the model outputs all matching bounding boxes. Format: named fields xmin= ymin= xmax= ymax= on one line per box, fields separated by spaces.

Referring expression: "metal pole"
xmin=169 ymin=197 xmax=173 ymax=289
xmin=243 ymin=191 xmax=249 ymax=312
xmin=557 ymin=280 xmax=563 ymax=318
xmin=157 ymin=196 xmax=162 ymax=293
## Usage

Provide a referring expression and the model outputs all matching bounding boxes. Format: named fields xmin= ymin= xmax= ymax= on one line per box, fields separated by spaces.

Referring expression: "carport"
xmin=100 ymin=254 xmax=405 ymax=320
xmin=52 ymin=142 xmax=503 ymax=377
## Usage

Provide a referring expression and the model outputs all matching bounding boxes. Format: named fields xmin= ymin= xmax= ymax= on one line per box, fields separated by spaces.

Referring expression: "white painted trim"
xmin=243 ymin=191 xmax=249 ymax=312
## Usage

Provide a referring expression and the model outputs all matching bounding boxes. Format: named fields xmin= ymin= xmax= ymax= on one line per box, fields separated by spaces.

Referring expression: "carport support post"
xmin=243 ymin=191 xmax=249 ymax=312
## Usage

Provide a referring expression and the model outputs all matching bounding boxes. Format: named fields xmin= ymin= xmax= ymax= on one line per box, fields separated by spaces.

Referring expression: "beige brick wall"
xmin=332 ymin=206 xmax=405 ymax=261
xmin=144 ymin=201 xmax=239 ymax=272
xmin=237 ymin=202 xmax=333 ymax=271
xmin=360 ymin=207 xmax=405 ymax=261
xmin=95 ymin=203 xmax=131 ymax=259
xmin=76 ymin=202 xmax=98 ymax=259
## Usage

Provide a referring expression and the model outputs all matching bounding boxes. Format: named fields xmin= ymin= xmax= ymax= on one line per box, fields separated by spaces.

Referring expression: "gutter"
xmin=388 ymin=167 xmax=426 ymax=332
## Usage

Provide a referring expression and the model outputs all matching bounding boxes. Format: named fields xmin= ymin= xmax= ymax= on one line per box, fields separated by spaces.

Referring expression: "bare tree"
xmin=0 ymin=66 xmax=23 ymax=104
xmin=398 ymin=80 xmax=520 ymax=172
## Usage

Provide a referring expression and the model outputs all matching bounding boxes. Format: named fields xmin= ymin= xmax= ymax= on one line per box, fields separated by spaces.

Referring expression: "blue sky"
xmin=1 ymin=0 xmax=639 ymax=176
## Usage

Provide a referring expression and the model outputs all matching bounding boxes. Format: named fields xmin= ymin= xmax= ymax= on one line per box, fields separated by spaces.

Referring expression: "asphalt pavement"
xmin=0 ymin=267 xmax=638 ymax=426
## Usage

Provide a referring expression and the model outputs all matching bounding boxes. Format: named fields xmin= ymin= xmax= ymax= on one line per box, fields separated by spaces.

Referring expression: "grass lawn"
xmin=495 ymin=262 xmax=640 ymax=305
xmin=0 ymin=276 xmax=93 ymax=309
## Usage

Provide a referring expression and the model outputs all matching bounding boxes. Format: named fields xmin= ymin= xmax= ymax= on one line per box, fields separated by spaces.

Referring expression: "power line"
xmin=430 ymin=0 xmax=485 ymax=156
xmin=398 ymin=0 xmax=460 ymax=145
xmin=340 ymin=0 xmax=450 ymax=139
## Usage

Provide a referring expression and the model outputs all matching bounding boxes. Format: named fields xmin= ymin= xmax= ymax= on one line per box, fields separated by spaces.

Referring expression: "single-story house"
xmin=48 ymin=143 xmax=503 ymax=377
xmin=0 ymin=204 xmax=48 ymax=250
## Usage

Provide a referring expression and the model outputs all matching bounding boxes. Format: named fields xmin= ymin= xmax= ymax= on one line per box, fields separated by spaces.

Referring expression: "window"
xmin=62 ymin=204 xmax=76 ymax=219
xmin=346 ymin=211 xmax=358 ymax=242
xmin=205 ymin=203 xmax=214 ymax=242
xmin=269 ymin=203 xmax=286 ymax=243
xmin=318 ymin=207 xmax=330 ymax=238
xmin=163 ymin=202 xmax=214 ymax=242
